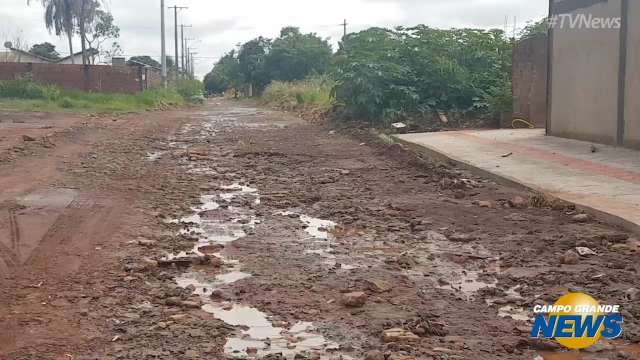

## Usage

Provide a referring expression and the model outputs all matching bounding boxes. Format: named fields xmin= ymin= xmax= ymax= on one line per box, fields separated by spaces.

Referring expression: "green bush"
xmin=0 ymin=78 xmax=60 ymax=100
xmin=0 ymin=79 xmax=188 ymax=113
xmin=176 ymin=79 xmax=204 ymax=100
xmin=332 ymin=26 xmax=512 ymax=124
xmin=262 ymin=75 xmax=334 ymax=109
xmin=58 ymin=97 xmax=75 ymax=108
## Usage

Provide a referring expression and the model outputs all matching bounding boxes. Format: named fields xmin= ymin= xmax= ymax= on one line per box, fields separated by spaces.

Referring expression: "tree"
xmin=29 ymin=42 xmax=60 ymax=60
xmin=238 ymin=36 xmax=272 ymax=96
xmin=83 ymin=9 xmax=120 ymax=63
xmin=519 ymin=18 xmax=549 ymax=40
xmin=127 ymin=55 xmax=161 ymax=68
xmin=126 ymin=55 xmax=173 ymax=69
xmin=27 ymin=0 xmax=76 ymax=62
xmin=204 ymin=50 xmax=241 ymax=95
xmin=265 ymin=27 xmax=332 ymax=82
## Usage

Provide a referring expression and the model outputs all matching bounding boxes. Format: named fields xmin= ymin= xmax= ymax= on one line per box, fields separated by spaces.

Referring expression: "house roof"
xmin=8 ymin=47 xmax=54 ymax=62
xmin=56 ymin=48 xmax=98 ymax=62
xmin=127 ymin=59 xmax=161 ymax=70
xmin=2 ymin=48 xmax=100 ymax=63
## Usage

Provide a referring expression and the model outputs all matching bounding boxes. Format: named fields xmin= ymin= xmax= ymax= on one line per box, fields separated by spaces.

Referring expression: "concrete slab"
xmin=395 ymin=129 xmax=640 ymax=234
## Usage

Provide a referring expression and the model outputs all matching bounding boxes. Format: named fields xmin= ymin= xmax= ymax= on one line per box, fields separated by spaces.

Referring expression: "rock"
xmin=576 ymin=247 xmax=597 ymax=256
xmin=388 ymin=355 xmax=416 ymax=360
xmin=509 ymin=196 xmax=528 ymax=209
xmin=181 ymin=300 xmax=203 ymax=309
xmin=165 ymin=297 xmax=182 ymax=306
xmin=477 ymin=200 xmax=493 ymax=208
xmin=294 ymin=352 xmax=320 ymax=360
xmin=560 ymin=250 xmax=580 ymax=265
xmin=572 ymin=214 xmax=591 ymax=223
xmin=364 ymin=279 xmax=392 ymax=293
xmin=382 ymin=328 xmax=420 ymax=343
xmin=448 ymin=233 xmax=476 ymax=243
xmin=504 ymin=213 xmax=528 ymax=222
xmin=425 ymin=231 xmax=447 ymax=242
xmin=22 ymin=135 xmax=36 ymax=142
xmin=184 ymin=350 xmax=199 ymax=358
xmin=625 ymin=288 xmax=639 ymax=301
xmin=364 ymin=350 xmax=384 ymax=360
xmin=342 ymin=292 xmax=367 ymax=308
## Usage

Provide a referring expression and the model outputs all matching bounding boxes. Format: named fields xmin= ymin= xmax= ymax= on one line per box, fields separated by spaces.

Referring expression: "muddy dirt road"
xmin=0 ymin=101 xmax=638 ymax=360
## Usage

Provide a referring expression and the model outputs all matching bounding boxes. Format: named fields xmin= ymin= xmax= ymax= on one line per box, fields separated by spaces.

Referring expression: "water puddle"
xmin=146 ymin=151 xmax=166 ymax=161
xmin=299 ymin=215 xmax=336 ymax=240
xmin=434 ymin=269 xmax=497 ymax=298
xmin=167 ymin=167 xmax=344 ymax=359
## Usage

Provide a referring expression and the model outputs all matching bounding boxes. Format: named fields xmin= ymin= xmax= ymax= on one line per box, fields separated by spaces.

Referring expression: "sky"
xmin=1 ymin=0 xmax=548 ymax=78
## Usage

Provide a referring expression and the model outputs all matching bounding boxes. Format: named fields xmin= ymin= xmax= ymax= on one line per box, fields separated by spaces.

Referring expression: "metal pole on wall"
xmin=160 ymin=0 xmax=167 ymax=88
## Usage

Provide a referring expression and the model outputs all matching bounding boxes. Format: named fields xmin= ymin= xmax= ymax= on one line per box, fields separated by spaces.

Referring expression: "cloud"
xmin=1 ymin=0 xmax=547 ymax=77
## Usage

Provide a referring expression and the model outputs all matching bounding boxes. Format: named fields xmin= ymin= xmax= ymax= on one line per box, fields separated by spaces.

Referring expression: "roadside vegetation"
xmin=205 ymin=25 xmax=516 ymax=126
xmin=262 ymin=75 xmax=335 ymax=111
xmin=0 ymin=78 xmax=194 ymax=113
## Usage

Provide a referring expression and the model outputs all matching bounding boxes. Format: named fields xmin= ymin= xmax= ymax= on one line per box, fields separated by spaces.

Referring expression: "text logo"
xmin=530 ymin=292 xmax=623 ymax=349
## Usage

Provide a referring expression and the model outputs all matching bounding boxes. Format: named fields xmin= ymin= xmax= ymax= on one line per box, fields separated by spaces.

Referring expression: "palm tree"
xmin=28 ymin=0 xmax=76 ymax=63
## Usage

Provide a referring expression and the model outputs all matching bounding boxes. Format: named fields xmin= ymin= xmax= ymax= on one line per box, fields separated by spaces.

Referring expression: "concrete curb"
xmin=388 ymin=133 xmax=640 ymax=235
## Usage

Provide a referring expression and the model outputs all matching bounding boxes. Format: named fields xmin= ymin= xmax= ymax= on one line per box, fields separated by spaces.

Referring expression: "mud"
xmin=0 ymin=100 xmax=638 ymax=359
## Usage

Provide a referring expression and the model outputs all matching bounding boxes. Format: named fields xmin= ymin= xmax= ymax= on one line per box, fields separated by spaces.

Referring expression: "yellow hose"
xmin=512 ymin=118 xmax=535 ymax=129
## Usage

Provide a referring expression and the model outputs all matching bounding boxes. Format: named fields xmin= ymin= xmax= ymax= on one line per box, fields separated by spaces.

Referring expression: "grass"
xmin=0 ymin=78 xmax=196 ymax=114
xmin=262 ymin=75 xmax=334 ymax=111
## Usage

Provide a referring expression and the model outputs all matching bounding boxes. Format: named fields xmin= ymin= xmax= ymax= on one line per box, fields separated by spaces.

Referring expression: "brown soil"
xmin=0 ymin=100 xmax=638 ymax=360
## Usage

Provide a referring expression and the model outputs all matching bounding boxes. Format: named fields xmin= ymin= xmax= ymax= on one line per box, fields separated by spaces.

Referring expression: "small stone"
xmin=576 ymin=247 xmax=597 ymax=256
xmin=504 ymin=213 xmax=528 ymax=222
xmin=625 ymin=288 xmax=639 ymax=301
xmin=509 ymin=196 xmax=528 ymax=209
xmin=572 ymin=214 xmax=591 ymax=223
xmin=448 ymin=233 xmax=476 ymax=243
xmin=165 ymin=297 xmax=182 ymax=306
xmin=364 ymin=350 xmax=384 ymax=360
xmin=181 ymin=300 xmax=202 ymax=309
xmin=184 ymin=350 xmax=199 ymax=358
xmin=477 ymin=201 xmax=493 ymax=208
xmin=560 ymin=250 xmax=580 ymax=265
xmin=364 ymin=279 xmax=392 ymax=293
xmin=382 ymin=328 xmax=420 ymax=343
xmin=342 ymin=292 xmax=367 ymax=308
xmin=425 ymin=231 xmax=447 ymax=242
xmin=22 ymin=135 xmax=36 ymax=142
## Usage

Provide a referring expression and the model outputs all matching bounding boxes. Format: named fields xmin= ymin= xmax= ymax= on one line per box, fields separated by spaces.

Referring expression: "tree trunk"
xmin=79 ymin=0 xmax=87 ymax=65
xmin=67 ymin=32 xmax=75 ymax=64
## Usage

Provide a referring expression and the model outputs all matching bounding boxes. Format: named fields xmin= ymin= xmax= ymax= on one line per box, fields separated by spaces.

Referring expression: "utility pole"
xmin=169 ymin=5 xmax=188 ymax=79
xmin=185 ymin=38 xmax=194 ymax=78
xmin=160 ymin=0 xmax=167 ymax=87
xmin=180 ymin=24 xmax=192 ymax=77
xmin=190 ymin=52 xmax=197 ymax=78
xmin=340 ymin=19 xmax=348 ymax=38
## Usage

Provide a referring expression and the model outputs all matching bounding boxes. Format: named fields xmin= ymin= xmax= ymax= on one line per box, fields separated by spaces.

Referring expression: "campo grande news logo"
xmin=530 ymin=292 xmax=624 ymax=349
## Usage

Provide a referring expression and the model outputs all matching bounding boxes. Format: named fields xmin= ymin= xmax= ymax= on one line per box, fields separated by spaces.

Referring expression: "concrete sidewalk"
xmin=396 ymin=129 xmax=640 ymax=234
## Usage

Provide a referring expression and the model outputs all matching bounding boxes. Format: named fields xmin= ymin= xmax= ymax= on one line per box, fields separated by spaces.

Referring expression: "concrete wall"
xmin=624 ymin=0 xmax=640 ymax=148
xmin=0 ymin=62 xmax=161 ymax=93
xmin=549 ymin=0 xmax=622 ymax=145
xmin=513 ymin=35 xmax=548 ymax=128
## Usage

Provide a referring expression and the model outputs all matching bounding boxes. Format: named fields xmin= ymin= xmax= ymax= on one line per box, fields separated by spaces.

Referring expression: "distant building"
xmin=0 ymin=47 xmax=99 ymax=65
xmin=0 ymin=48 xmax=52 ymax=63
